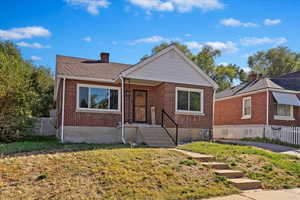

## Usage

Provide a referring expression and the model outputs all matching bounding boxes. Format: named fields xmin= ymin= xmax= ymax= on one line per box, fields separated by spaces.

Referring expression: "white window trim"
xmin=175 ymin=87 xmax=204 ymax=115
xmin=274 ymin=104 xmax=295 ymax=121
xmin=76 ymin=83 xmax=121 ymax=113
xmin=242 ymin=97 xmax=251 ymax=119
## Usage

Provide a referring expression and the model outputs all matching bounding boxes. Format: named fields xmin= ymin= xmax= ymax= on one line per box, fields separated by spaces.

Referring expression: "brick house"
xmin=54 ymin=45 xmax=218 ymax=146
xmin=214 ymin=72 xmax=300 ymax=139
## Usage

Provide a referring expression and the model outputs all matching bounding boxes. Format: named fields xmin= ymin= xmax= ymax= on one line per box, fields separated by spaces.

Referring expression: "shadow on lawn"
xmin=0 ymin=136 xmax=136 ymax=158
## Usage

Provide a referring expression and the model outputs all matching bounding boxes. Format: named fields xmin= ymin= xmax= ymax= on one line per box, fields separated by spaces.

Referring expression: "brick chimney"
xmin=100 ymin=52 xmax=109 ymax=63
xmin=248 ymin=72 xmax=262 ymax=81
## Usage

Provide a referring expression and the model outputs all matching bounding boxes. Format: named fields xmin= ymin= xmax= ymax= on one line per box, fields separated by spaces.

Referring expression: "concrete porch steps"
xmin=229 ymin=178 xmax=262 ymax=190
xmin=173 ymin=149 xmax=262 ymax=190
xmin=215 ymin=169 xmax=244 ymax=178
xmin=202 ymin=162 xmax=229 ymax=169
xmin=139 ymin=127 xmax=175 ymax=148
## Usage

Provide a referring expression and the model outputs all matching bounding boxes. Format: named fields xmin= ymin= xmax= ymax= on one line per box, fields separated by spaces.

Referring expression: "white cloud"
xmin=65 ymin=0 xmax=110 ymax=15
xmin=17 ymin=42 xmax=50 ymax=49
xmin=206 ymin=41 xmax=238 ymax=54
xmin=185 ymin=40 xmax=238 ymax=54
xmin=127 ymin=0 xmax=224 ymax=13
xmin=184 ymin=33 xmax=192 ymax=37
xmin=31 ymin=56 xmax=42 ymax=61
xmin=220 ymin=18 xmax=257 ymax=27
xmin=184 ymin=41 xmax=203 ymax=51
xmin=218 ymin=62 xmax=228 ymax=66
xmin=83 ymin=36 xmax=92 ymax=42
xmin=0 ymin=26 xmax=51 ymax=40
xmin=240 ymin=37 xmax=287 ymax=46
xmin=128 ymin=35 xmax=170 ymax=45
xmin=242 ymin=66 xmax=251 ymax=73
xmin=264 ymin=19 xmax=281 ymax=26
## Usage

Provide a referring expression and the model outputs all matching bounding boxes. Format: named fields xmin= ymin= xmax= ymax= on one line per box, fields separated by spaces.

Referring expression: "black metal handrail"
xmin=161 ymin=109 xmax=178 ymax=146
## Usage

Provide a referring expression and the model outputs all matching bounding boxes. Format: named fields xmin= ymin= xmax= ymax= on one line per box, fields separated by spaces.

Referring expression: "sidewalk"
xmin=204 ymin=188 xmax=300 ymax=200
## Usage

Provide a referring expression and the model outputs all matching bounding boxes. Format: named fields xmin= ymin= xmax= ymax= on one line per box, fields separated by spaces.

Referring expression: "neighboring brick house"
xmin=214 ymin=72 xmax=300 ymax=139
xmin=54 ymin=45 xmax=218 ymax=146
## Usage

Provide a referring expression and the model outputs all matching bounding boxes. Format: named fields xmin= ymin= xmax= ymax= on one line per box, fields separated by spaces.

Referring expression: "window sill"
xmin=76 ymin=109 xmax=121 ymax=114
xmin=241 ymin=115 xmax=251 ymax=120
xmin=274 ymin=115 xmax=295 ymax=121
xmin=175 ymin=111 xmax=205 ymax=116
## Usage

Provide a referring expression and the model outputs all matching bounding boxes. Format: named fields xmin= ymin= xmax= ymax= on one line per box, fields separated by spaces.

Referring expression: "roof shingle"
xmin=56 ymin=55 xmax=131 ymax=80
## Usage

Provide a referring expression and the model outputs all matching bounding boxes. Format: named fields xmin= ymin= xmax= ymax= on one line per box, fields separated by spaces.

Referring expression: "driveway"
xmin=204 ymin=188 xmax=300 ymax=200
xmin=217 ymin=140 xmax=300 ymax=158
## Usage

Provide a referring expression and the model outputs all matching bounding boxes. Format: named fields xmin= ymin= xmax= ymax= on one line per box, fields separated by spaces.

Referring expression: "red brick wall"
xmin=214 ymin=91 xmax=267 ymax=126
xmin=161 ymin=83 xmax=214 ymax=129
xmin=268 ymin=92 xmax=300 ymax=126
xmin=59 ymin=79 xmax=214 ymax=128
xmin=64 ymin=79 xmax=121 ymax=127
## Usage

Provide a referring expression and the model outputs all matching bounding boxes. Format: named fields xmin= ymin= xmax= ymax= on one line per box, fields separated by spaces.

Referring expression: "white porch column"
xmin=121 ymin=76 xmax=126 ymax=144
xmin=61 ymin=77 xmax=66 ymax=143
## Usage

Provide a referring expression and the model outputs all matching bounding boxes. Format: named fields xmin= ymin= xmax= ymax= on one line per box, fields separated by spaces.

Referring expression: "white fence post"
xmin=264 ymin=126 xmax=300 ymax=146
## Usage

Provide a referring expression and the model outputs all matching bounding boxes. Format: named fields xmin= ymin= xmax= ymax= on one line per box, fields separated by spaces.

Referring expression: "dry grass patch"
xmin=179 ymin=142 xmax=300 ymax=189
xmin=0 ymin=148 xmax=238 ymax=200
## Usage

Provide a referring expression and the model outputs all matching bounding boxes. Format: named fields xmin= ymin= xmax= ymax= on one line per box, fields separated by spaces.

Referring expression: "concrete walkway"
xmin=218 ymin=140 xmax=300 ymax=158
xmin=204 ymin=188 xmax=300 ymax=200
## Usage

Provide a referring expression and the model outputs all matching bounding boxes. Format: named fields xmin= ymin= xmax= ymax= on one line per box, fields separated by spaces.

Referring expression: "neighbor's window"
xmin=176 ymin=87 xmax=203 ymax=113
xmin=242 ymin=97 xmax=251 ymax=119
xmin=78 ymin=84 xmax=120 ymax=111
xmin=275 ymin=104 xmax=293 ymax=120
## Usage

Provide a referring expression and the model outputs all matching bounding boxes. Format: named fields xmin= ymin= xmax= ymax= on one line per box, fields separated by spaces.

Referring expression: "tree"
xmin=215 ymin=64 xmax=247 ymax=91
xmin=0 ymin=41 xmax=54 ymax=142
xmin=248 ymin=46 xmax=300 ymax=77
xmin=140 ymin=42 xmax=193 ymax=61
xmin=145 ymin=42 xmax=246 ymax=91
xmin=192 ymin=45 xmax=220 ymax=77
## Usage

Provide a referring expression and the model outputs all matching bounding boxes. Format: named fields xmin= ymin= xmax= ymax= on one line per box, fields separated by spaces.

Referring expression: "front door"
xmin=133 ymin=90 xmax=147 ymax=123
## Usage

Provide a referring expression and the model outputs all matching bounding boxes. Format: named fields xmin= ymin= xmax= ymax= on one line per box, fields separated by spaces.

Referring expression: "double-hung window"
xmin=176 ymin=87 xmax=203 ymax=114
xmin=77 ymin=84 xmax=120 ymax=112
xmin=242 ymin=97 xmax=251 ymax=119
xmin=274 ymin=104 xmax=294 ymax=120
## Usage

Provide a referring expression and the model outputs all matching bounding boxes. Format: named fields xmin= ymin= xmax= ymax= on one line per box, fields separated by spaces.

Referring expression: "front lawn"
xmin=0 ymin=140 xmax=238 ymax=200
xmin=0 ymin=136 xmax=126 ymax=157
xmin=179 ymin=142 xmax=300 ymax=189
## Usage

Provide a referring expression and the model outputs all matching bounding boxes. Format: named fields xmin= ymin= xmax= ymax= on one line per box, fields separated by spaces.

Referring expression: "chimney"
xmin=100 ymin=52 xmax=109 ymax=63
xmin=248 ymin=72 xmax=262 ymax=82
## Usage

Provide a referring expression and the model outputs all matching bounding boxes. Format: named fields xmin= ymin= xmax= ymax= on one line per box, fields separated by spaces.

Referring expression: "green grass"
xmin=179 ymin=142 xmax=300 ymax=189
xmin=241 ymin=137 xmax=300 ymax=148
xmin=0 ymin=145 xmax=239 ymax=199
xmin=0 ymin=136 xmax=127 ymax=156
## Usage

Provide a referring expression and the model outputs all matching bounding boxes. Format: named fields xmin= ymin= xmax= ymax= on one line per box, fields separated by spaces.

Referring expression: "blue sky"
xmin=1 ymin=0 xmax=300 ymax=73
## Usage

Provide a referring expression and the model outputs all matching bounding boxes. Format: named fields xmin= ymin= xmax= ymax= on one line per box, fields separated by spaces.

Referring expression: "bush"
xmin=0 ymin=41 xmax=53 ymax=142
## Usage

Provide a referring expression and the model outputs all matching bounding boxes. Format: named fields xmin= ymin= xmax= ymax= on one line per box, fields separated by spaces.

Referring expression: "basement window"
xmin=77 ymin=84 xmax=120 ymax=112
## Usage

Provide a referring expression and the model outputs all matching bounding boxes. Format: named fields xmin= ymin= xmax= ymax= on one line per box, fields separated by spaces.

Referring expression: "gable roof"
xmin=121 ymin=45 xmax=218 ymax=89
xmin=216 ymin=72 xmax=300 ymax=99
xmin=56 ymin=55 xmax=131 ymax=81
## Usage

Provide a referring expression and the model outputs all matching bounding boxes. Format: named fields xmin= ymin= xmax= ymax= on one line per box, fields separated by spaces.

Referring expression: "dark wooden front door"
xmin=133 ymin=90 xmax=147 ymax=123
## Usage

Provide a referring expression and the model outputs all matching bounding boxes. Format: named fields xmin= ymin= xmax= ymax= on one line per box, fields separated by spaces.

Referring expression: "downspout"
xmin=212 ymin=88 xmax=216 ymax=140
xmin=120 ymin=76 xmax=126 ymax=144
xmin=61 ymin=77 xmax=66 ymax=143
xmin=265 ymin=88 xmax=269 ymax=138
xmin=266 ymin=88 xmax=269 ymax=126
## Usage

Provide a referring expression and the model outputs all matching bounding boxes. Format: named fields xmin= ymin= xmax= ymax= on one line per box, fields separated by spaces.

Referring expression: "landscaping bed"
xmin=179 ymin=142 xmax=300 ymax=189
